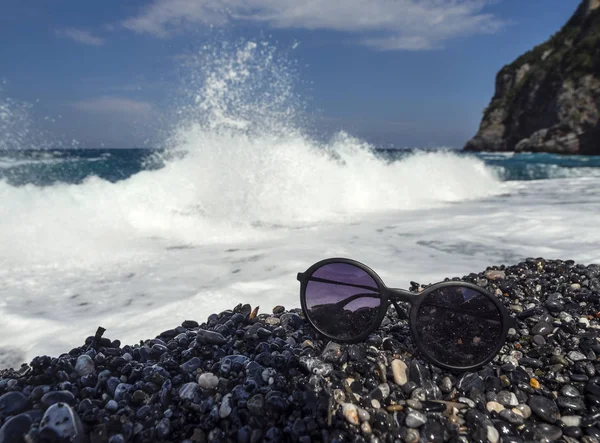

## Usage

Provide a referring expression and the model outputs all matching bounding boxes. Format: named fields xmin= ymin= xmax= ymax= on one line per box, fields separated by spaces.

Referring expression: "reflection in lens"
xmin=304 ymin=263 xmax=381 ymax=340
xmin=415 ymin=286 xmax=503 ymax=368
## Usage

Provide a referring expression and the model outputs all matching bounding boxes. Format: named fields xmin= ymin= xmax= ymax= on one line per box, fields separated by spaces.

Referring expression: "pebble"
xmin=513 ymin=404 xmax=532 ymax=419
xmin=219 ymin=393 xmax=232 ymax=418
xmin=0 ymin=414 xmax=32 ymax=442
xmin=406 ymin=399 xmax=422 ymax=409
xmin=114 ymin=383 xmax=131 ymax=402
xmin=39 ymin=403 xmax=85 ymax=443
xmin=558 ymin=396 xmax=585 ymax=410
xmin=568 ymin=351 xmax=587 ymax=361
xmin=561 ymin=415 xmax=582 ymax=427
xmin=180 ymin=357 xmax=202 ymax=373
xmin=299 ymin=357 xmax=333 ymax=377
xmin=0 ymin=391 xmax=28 ymax=417
xmin=405 ymin=410 xmax=427 ymax=428
xmin=499 ymin=409 xmax=524 ymax=425
xmin=360 ymin=421 xmax=372 ymax=435
xmin=529 ymin=396 xmax=560 ymax=423
xmin=342 ymin=403 xmax=359 ymax=425
xmin=357 ymin=408 xmax=370 ymax=422
xmin=391 ymin=359 xmax=408 ymax=386
xmin=533 ymin=423 xmax=563 ymax=441
xmin=105 ymin=400 xmax=118 ymax=412
xmin=497 ymin=390 xmax=518 ymax=407
xmin=321 ymin=342 xmax=342 ymax=362
xmin=485 ymin=270 xmax=506 ymax=280
xmin=531 ymin=322 xmax=553 ymax=336
xmin=458 ymin=397 xmax=476 ymax=408
xmin=41 ymin=390 xmax=75 ymax=407
xmin=440 ymin=376 xmax=453 ymax=393
xmin=561 ymin=385 xmax=581 ymax=398
xmin=247 ymin=394 xmax=264 ymax=416
xmin=198 ymin=372 xmax=219 ymax=390
xmin=74 ymin=355 xmax=95 ymax=376
xmin=178 ymin=382 xmax=199 ymax=401
xmin=196 ymin=329 xmax=227 ymax=345
xmin=486 ymin=401 xmax=505 ymax=413
xmin=487 ymin=425 xmax=500 ymax=443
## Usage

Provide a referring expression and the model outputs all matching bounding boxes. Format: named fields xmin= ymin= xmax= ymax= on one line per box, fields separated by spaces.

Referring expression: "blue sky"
xmin=0 ymin=0 xmax=581 ymax=149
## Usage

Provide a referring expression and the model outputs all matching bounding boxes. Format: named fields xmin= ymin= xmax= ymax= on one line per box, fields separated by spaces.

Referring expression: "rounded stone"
xmin=512 ymin=404 xmax=532 ymax=419
xmin=197 ymin=373 xmax=219 ymax=390
xmin=39 ymin=403 xmax=84 ymax=442
xmin=0 ymin=391 xmax=28 ymax=418
xmin=560 ymin=385 xmax=581 ymax=398
xmin=529 ymin=396 xmax=559 ymax=423
xmin=0 ymin=414 xmax=32 ymax=443
xmin=561 ymin=415 xmax=582 ymax=427
xmin=531 ymin=322 xmax=553 ymax=336
xmin=391 ymin=359 xmax=408 ymax=386
xmin=486 ymin=401 xmax=505 ymax=414
xmin=41 ymin=391 xmax=75 ymax=407
xmin=533 ymin=423 xmax=562 ymax=441
xmin=405 ymin=410 xmax=427 ymax=428
xmin=74 ymin=355 xmax=95 ymax=376
xmin=341 ymin=403 xmax=359 ymax=426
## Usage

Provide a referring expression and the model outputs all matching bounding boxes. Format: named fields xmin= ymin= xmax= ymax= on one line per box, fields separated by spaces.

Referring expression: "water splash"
xmin=0 ymin=85 xmax=32 ymax=150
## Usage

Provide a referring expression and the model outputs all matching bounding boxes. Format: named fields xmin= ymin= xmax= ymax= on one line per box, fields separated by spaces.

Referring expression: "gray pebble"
xmin=531 ymin=322 xmax=553 ymax=336
xmin=499 ymin=409 xmax=524 ymax=425
xmin=178 ymin=383 xmax=199 ymax=402
xmin=405 ymin=410 xmax=427 ymax=428
xmin=75 ymin=355 xmax=95 ymax=377
xmin=568 ymin=351 xmax=587 ymax=362
xmin=39 ymin=403 xmax=85 ymax=443
xmin=198 ymin=373 xmax=219 ymax=390
xmin=529 ymin=396 xmax=559 ymax=423
xmin=561 ymin=385 xmax=581 ymax=398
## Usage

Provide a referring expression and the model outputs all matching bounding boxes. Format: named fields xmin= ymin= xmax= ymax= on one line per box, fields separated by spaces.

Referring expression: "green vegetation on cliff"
xmin=484 ymin=6 xmax=600 ymax=120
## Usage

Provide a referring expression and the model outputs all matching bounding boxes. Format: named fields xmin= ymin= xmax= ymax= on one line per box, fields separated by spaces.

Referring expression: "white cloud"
xmin=122 ymin=0 xmax=505 ymax=50
xmin=56 ymin=28 xmax=105 ymax=46
xmin=70 ymin=97 xmax=153 ymax=115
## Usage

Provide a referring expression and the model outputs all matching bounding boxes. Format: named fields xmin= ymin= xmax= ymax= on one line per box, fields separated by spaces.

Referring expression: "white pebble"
xmin=486 ymin=401 xmax=505 ymax=414
xmin=342 ymin=403 xmax=359 ymax=425
xmin=391 ymin=359 xmax=408 ymax=386
xmin=561 ymin=415 xmax=582 ymax=427
xmin=198 ymin=372 xmax=219 ymax=389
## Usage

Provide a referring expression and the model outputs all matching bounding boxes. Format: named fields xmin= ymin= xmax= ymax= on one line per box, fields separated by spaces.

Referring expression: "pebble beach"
xmin=2 ymin=258 xmax=600 ymax=442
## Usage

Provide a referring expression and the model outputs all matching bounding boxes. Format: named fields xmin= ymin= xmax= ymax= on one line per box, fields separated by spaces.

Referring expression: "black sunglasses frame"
xmin=297 ymin=257 xmax=517 ymax=372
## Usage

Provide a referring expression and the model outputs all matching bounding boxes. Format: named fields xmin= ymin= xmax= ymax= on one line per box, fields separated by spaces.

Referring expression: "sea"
xmin=1 ymin=41 xmax=600 ymax=366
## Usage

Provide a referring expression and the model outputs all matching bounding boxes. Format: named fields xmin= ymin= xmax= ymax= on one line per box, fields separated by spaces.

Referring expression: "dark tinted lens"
xmin=304 ymin=263 xmax=381 ymax=340
xmin=415 ymin=286 xmax=503 ymax=368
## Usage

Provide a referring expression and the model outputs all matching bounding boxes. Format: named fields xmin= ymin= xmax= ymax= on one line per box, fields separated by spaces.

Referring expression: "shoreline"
xmin=1 ymin=258 xmax=600 ymax=442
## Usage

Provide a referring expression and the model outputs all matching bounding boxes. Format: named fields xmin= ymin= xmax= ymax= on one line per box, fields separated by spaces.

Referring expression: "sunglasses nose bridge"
xmin=389 ymin=288 xmax=417 ymax=303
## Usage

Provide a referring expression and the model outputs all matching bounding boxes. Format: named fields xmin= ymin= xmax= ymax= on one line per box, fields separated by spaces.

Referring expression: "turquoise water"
xmin=2 ymin=148 xmax=600 ymax=187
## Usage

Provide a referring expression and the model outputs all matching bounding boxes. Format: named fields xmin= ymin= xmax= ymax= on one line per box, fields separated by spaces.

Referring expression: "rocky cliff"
xmin=464 ymin=0 xmax=600 ymax=155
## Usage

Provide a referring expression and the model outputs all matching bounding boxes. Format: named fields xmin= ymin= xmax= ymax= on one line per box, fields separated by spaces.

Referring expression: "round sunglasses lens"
xmin=415 ymin=286 xmax=503 ymax=368
xmin=304 ymin=263 xmax=381 ymax=340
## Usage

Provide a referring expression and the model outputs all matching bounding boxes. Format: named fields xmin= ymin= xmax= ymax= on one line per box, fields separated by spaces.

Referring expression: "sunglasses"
xmin=297 ymin=258 xmax=517 ymax=372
